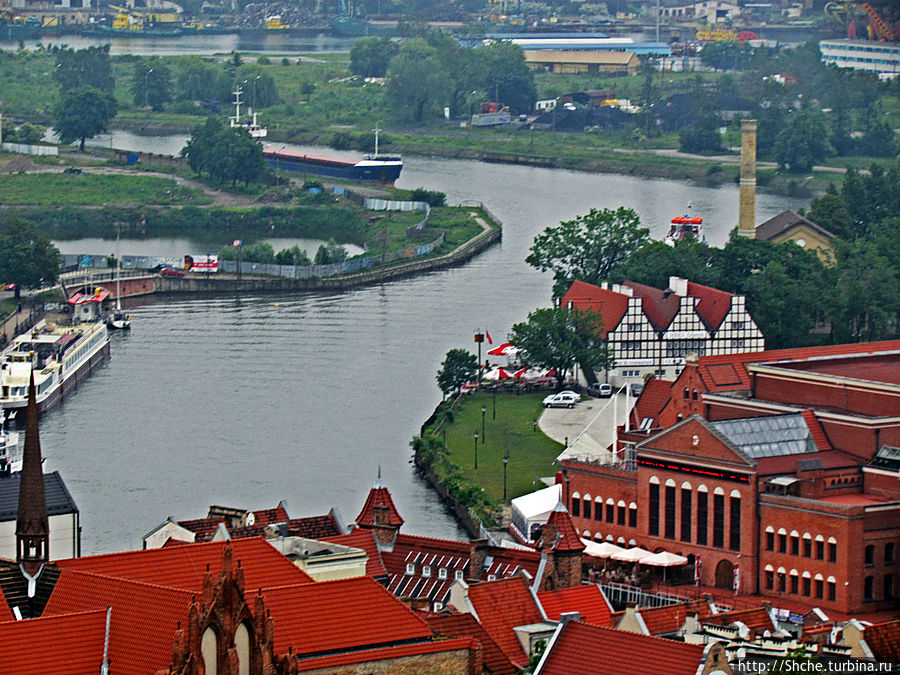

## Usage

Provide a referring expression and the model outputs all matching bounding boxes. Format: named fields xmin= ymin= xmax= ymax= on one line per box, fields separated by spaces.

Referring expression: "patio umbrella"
xmin=488 ymin=343 xmax=519 ymax=357
xmin=482 ymin=367 xmax=512 ymax=381
xmin=580 ymin=539 xmax=625 ymax=559
xmin=611 ymin=546 xmax=653 ymax=562
xmin=639 ymin=551 xmax=688 ymax=567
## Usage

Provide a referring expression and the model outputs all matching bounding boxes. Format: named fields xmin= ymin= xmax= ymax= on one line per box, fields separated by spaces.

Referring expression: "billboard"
xmin=185 ymin=255 xmax=218 ymax=273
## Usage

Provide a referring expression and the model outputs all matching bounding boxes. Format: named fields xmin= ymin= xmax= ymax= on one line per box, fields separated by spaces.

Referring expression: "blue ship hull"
xmin=264 ymin=149 xmax=403 ymax=185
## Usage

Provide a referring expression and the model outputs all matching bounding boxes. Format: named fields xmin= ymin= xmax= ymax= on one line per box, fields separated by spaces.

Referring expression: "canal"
xmin=36 ymin=141 xmax=808 ymax=554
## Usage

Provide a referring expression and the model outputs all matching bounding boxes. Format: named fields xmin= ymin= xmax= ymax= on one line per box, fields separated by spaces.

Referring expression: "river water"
xmin=35 ymin=134 xmax=807 ymax=555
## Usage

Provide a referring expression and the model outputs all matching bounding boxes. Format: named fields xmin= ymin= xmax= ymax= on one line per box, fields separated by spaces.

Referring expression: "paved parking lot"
xmin=538 ymin=392 xmax=633 ymax=463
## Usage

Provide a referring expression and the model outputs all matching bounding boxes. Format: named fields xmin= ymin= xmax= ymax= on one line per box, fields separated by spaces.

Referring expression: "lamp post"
xmin=503 ymin=454 xmax=509 ymax=501
xmin=145 ymin=68 xmax=153 ymax=109
xmin=492 ymin=390 xmax=496 ymax=420
xmin=253 ymin=75 xmax=260 ymax=109
xmin=481 ymin=405 xmax=486 ymax=444
xmin=473 ymin=430 xmax=479 ymax=469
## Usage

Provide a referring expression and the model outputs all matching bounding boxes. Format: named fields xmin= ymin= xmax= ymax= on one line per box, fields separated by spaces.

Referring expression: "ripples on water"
xmin=36 ymin=152 xmax=808 ymax=554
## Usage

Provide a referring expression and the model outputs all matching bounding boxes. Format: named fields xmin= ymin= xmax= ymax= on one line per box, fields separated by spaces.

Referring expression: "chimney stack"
xmin=738 ymin=119 xmax=757 ymax=239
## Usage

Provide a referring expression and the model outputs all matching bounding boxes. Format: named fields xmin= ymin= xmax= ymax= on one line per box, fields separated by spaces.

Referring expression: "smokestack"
xmin=738 ymin=119 xmax=757 ymax=239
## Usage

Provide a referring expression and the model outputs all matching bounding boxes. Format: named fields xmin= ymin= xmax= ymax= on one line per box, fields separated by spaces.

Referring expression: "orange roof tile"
xmin=537 ymin=585 xmax=613 ymax=628
xmin=57 ymin=538 xmax=312 ymax=592
xmin=686 ymin=281 xmax=733 ymax=331
xmin=629 ymin=377 xmax=673 ymax=430
xmin=541 ymin=504 xmax=585 ymax=553
xmin=800 ymin=410 xmax=832 ymax=451
xmin=621 ymin=281 xmax=680 ymax=332
xmin=355 ymin=484 xmax=404 ymax=528
xmin=864 ymin=619 xmax=900 ymax=663
xmin=0 ymin=587 xmax=13 ymax=621
xmin=633 ymin=598 xmax=714 ymax=636
xmin=537 ymin=619 xmax=706 ymax=675
xmin=426 ymin=612 xmax=516 ymax=675
xmin=561 ymin=281 xmax=629 ymax=338
xmin=0 ymin=609 xmax=107 ymax=674
xmin=294 ymin=637 xmax=478 ymax=672
xmin=466 ymin=576 xmax=546 ymax=667
xmin=260 ymin=577 xmax=433 ymax=657
xmin=44 ymin=570 xmax=194 ymax=675
xmin=177 ymin=516 xmax=225 ymax=540
xmin=322 ymin=529 xmax=388 ymax=577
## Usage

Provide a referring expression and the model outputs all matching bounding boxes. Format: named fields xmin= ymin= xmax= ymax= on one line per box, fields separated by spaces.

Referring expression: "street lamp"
xmin=492 ymin=390 xmax=496 ymax=420
xmin=145 ymin=68 xmax=153 ymax=109
xmin=473 ymin=430 xmax=479 ymax=469
xmin=253 ymin=75 xmax=261 ymax=109
xmin=481 ymin=405 xmax=486 ymax=444
xmin=503 ymin=454 xmax=509 ymax=501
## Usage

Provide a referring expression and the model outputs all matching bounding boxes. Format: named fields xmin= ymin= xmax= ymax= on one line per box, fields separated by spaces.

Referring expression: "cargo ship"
xmin=263 ymin=130 xmax=402 ymax=185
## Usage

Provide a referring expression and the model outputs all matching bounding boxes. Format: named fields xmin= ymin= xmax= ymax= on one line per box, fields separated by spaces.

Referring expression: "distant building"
xmin=819 ymin=39 xmax=900 ymax=80
xmin=756 ymin=209 xmax=835 ymax=263
xmin=525 ymin=50 xmax=640 ymax=75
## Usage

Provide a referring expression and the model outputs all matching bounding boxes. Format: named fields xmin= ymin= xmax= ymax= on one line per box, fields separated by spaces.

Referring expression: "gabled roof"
xmin=56 ymin=538 xmax=313 ymax=591
xmin=426 ymin=612 xmax=517 ymax=675
xmin=44 ymin=570 xmax=194 ymax=675
xmin=466 ymin=576 xmax=546 ymax=666
xmin=629 ymin=377 xmax=673 ymax=430
xmin=863 ymin=619 xmax=900 ymax=663
xmin=355 ymin=484 xmax=404 ymax=528
xmin=536 ymin=619 xmax=707 ymax=675
xmin=0 ymin=471 xmax=78 ymax=522
xmin=260 ymin=577 xmax=433 ymax=658
xmin=176 ymin=516 xmax=224 ymax=540
xmin=621 ymin=281 xmax=681 ymax=332
xmin=709 ymin=413 xmax=818 ymax=460
xmin=322 ymin=529 xmax=388 ymax=577
xmin=703 ymin=606 xmax=775 ymax=638
xmin=561 ymin=280 xmax=629 ymax=338
xmin=686 ymin=281 xmax=733 ymax=331
xmin=294 ymin=637 xmax=478 ymax=672
xmin=380 ymin=533 xmax=471 ymax=604
xmin=537 ymin=585 xmax=613 ymax=627
xmin=629 ymin=598 xmax=715 ymax=636
xmin=756 ymin=210 xmax=834 ymax=242
xmin=540 ymin=503 xmax=585 ymax=553
xmin=0 ymin=609 xmax=107 ymax=674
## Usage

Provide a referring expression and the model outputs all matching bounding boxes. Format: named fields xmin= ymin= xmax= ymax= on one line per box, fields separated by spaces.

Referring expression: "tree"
xmin=180 ymin=118 xmax=266 ymax=185
xmin=526 ymin=207 xmax=650 ymax=297
xmin=53 ymin=46 xmax=114 ymax=94
xmin=806 ymin=190 xmax=853 ymax=240
xmin=472 ymin=40 xmax=535 ymax=114
xmin=774 ymin=108 xmax=833 ymax=173
xmin=857 ymin=104 xmax=898 ymax=158
xmin=53 ymin=86 xmax=118 ymax=152
xmin=175 ymin=58 xmax=231 ymax=103
xmin=275 ymin=245 xmax=311 ymax=266
xmin=314 ymin=239 xmax=348 ymax=265
xmin=509 ymin=307 xmax=612 ymax=391
xmin=132 ymin=60 xmax=172 ymax=111
xmin=678 ymin=109 xmax=723 ymax=154
xmin=830 ymin=239 xmax=899 ymax=343
xmin=350 ymin=36 xmax=398 ymax=78
xmin=0 ymin=215 xmax=60 ymax=298
xmin=236 ymin=67 xmax=279 ymax=108
xmin=615 ymin=238 xmax=720 ymax=290
xmin=436 ymin=348 xmax=478 ymax=396
xmin=386 ymin=39 xmax=447 ymax=122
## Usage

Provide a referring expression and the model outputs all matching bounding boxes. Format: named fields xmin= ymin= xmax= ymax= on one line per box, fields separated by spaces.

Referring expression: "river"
xmin=35 ymin=134 xmax=808 ymax=555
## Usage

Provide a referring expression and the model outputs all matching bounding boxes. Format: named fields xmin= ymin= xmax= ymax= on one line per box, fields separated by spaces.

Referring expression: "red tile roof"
xmin=800 ymin=410 xmax=832 ymax=451
xmin=537 ymin=619 xmax=706 ymax=675
xmin=864 ymin=619 xmax=900 ymax=663
xmin=294 ymin=637 xmax=478 ymax=672
xmin=622 ymin=281 xmax=680 ymax=332
xmin=465 ymin=576 xmax=546 ymax=667
xmin=561 ymin=281 xmax=629 ymax=338
xmin=426 ymin=612 xmax=517 ymax=675
xmin=755 ymin=449 xmax=859 ymax=476
xmin=44 ymin=570 xmax=194 ymax=675
xmin=260 ymin=577 xmax=433 ymax=657
xmin=0 ymin=587 xmax=13 ymax=621
xmin=355 ymin=484 xmax=404 ymax=528
xmin=322 ymin=529 xmax=388 ymax=577
xmin=630 ymin=598 xmax=714 ymax=636
xmin=537 ymin=585 xmax=614 ymax=628
xmin=0 ymin=609 xmax=107 ymax=674
xmin=541 ymin=505 xmax=585 ymax=553
xmin=686 ymin=281 xmax=733 ymax=331
xmin=57 ymin=538 xmax=312 ymax=592
xmin=281 ymin=514 xmax=341 ymax=539
xmin=629 ymin=377 xmax=673 ymax=430
xmin=703 ymin=606 xmax=775 ymax=637
xmin=177 ymin=516 xmax=224 ymax=540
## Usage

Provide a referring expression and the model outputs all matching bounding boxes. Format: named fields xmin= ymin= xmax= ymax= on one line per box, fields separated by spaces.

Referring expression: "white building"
xmin=820 ymin=39 xmax=900 ymax=80
xmin=0 ymin=471 xmax=80 ymax=561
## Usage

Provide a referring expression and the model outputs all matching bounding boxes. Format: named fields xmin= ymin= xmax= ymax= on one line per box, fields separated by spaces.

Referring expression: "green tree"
xmin=53 ymin=86 xmax=118 ymax=152
xmin=275 ymin=245 xmax=312 ymax=266
xmin=472 ymin=40 xmax=535 ymax=114
xmin=526 ymin=207 xmax=650 ymax=297
xmin=679 ymin=109 xmax=724 ymax=154
xmin=180 ymin=118 xmax=266 ymax=186
xmin=175 ymin=58 xmax=231 ymax=103
xmin=857 ymin=105 xmax=898 ymax=158
xmin=436 ymin=348 xmax=478 ymax=396
xmin=350 ymin=36 xmax=398 ymax=78
xmin=132 ymin=60 xmax=172 ymax=111
xmin=0 ymin=215 xmax=60 ymax=297
xmin=774 ymin=108 xmax=833 ymax=173
xmin=615 ymin=238 xmax=720 ymax=290
xmin=510 ymin=307 xmax=612 ymax=391
xmin=6 ymin=123 xmax=45 ymax=145
xmin=53 ymin=46 xmax=114 ymax=94
xmin=806 ymin=189 xmax=853 ymax=240
xmin=236 ymin=68 xmax=279 ymax=108
xmin=314 ymin=239 xmax=348 ymax=265
xmin=386 ymin=38 xmax=446 ymax=122
xmin=831 ymin=239 xmax=899 ymax=343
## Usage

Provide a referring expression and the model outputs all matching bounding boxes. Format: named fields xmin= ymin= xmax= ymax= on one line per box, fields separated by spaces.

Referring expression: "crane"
xmin=824 ymin=1 xmax=895 ymax=41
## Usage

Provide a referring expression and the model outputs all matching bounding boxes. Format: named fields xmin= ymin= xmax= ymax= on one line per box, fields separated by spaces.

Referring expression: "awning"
xmin=767 ymin=476 xmax=800 ymax=486
xmin=640 ymin=551 xmax=688 ymax=567
xmin=580 ymin=539 xmax=624 ymax=558
xmin=611 ymin=546 xmax=653 ymax=562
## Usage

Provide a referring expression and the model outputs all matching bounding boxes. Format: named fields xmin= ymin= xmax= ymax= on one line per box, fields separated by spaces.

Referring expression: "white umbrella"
xmin=639 ymin=551 xmax=688 ymax=567
xmin=482 ymin=367 xmax=512 ymax=381
xmin=580 ymin=539 xmax=625 ymax=558
xmin=611 ymin=546 xmax=653 ymax=562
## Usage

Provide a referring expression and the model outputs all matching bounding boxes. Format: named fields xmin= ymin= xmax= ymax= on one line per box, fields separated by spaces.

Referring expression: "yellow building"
xmin=525 ymin=50 xmax=640 ymax=75
xmin=755 ymin=210 xmax=836 ymax=264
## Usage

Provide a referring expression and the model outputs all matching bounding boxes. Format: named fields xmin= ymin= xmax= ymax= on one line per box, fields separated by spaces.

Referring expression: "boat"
xmin=0 ymin=291 xmax=110 ymax=417
xmin=263 ymin=128 xmax=402 ymax=185
xmin=0 ymin=411 xmax=20 ymax=475
xmin=330 ymin=16 xmax=396 ymax=37
xmin=0 ymin=17 xmax=42 ymax=40
xmin=106 ymin=236 xmax=132 ymax=330
xmin=229 ymin=86 xmax=267 ymax=139
xmin=665 ymin=215 xmax=706 ymax=246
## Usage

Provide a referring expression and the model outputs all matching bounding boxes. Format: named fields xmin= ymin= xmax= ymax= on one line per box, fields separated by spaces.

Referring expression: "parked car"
xmin=543 ymin=392 xmax=579 ymax=408
xmin=629 ymin=383 xmax=644 ymax=397
xmin=159 ymin=266 xmax=185 ymax=277
xmin=558 ymin=390 xmax=582 ymax=402
xmin=587 ymin=382 xmax=613 ymax=398
xmin=62 ymin=167 xmax=83 ymax=175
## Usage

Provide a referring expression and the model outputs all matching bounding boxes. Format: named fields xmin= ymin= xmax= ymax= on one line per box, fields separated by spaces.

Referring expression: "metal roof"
xmin=709 ymin=414 xmax=816 ymax=459
xmin=870 ymin=446 xmax=900 ymax=472
xmin=0 ymin=471 xmax=79 ymax=522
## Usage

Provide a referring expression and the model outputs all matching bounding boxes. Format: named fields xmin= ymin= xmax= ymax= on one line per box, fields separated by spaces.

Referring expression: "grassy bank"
xmin=0 ymin=173 xmax=211 ymax=206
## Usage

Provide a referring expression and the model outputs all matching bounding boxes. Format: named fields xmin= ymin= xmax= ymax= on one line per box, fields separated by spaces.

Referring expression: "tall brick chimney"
xmin=738 ymin=119 xmax=758 ymax=238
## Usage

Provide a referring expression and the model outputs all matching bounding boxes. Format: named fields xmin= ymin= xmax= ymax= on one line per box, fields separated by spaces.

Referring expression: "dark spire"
xmin=16 ymin=371 xmax=49 ymax=577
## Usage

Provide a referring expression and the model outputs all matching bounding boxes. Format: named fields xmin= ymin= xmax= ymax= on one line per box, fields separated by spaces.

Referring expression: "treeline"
xmin=12 ymin=205 xmax=367 ymax=245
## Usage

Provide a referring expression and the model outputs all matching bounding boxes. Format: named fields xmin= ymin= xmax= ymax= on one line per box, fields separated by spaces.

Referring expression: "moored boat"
xmin=0 ymin=411 xmax=20 ymax=475
xmin=665 ymin=215 xmax=705 ymax=246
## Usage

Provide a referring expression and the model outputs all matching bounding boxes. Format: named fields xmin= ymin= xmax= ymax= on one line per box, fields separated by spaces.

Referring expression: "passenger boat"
xmin=0 ymin=411 xmax=20 ymax=475
xmin=263 ymin=128 xmax=402 ymax=185
xmin=665 ymin=215 xmax=705 ymax=246
xmin=106 ymin=234 xmax=132 ymax=330
xmin=0 ymin=291 xmax=110 ymax=418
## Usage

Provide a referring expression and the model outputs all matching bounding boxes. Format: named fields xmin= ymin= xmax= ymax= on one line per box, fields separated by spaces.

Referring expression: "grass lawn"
xmin=0 ymin=173 xmax=212 ymax=206
xmin=438 ymin=392 xmax=562 ymax=504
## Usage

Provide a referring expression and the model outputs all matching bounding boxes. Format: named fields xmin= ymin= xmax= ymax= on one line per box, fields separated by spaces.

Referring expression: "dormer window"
xmin=487 ymin=574 xmax=497 ymax=581
xmin=438 ymin=568 xmax=448 ymax=580
xmin=422 ymin=565 xmax=432 ymax=578
xmin=405 ymin=563 xmax=415 ymax=575
xmin=454 ymin=569 xmax=464 ymax=581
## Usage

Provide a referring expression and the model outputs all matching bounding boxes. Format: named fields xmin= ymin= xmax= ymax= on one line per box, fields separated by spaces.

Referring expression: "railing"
xmin=599 ymin=582 xmax=690 ymax=609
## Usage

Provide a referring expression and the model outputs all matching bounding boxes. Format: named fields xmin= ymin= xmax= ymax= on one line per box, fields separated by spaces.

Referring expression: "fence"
xmin=1 ymin=143 xmax=58 ymax=156
xmin=599 ymin=582 xmax=690 ymax=610
xmin=363 ymin=198 xmax=431 ymax=238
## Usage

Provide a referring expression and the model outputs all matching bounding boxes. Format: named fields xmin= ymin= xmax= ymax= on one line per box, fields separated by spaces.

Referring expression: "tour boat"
xmin=0 ymin=411 xmax=20 ymax=475
xmin=665 ymin=215 xmax=706 ymax=246
xmin=106 ymin=235 xmax=132 ymax=330
xmin=0 ymin=291 xmax=110 ymax=417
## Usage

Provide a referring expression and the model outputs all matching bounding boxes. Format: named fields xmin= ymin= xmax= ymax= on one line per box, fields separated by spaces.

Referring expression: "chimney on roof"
xmin=668 ymin=276 xmax=688 ymax=297
xmin=16 ymin=372 xmax=49 ymax=579
xmin=469 ymin=538 xmax=489 ymax=579
xmin=738 ymin=119 xmax=758 ymax=239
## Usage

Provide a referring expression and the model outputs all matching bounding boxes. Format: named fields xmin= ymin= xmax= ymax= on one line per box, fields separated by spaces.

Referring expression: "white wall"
xmin=0 ymin=513 xmax=80 ymax=561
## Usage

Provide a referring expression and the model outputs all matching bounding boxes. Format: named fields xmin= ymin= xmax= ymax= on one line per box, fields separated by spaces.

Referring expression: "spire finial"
xmin=16 ymin=370 xmax=49 ymax=576
xmin=374 ymin=464 xmax=383 ymax=489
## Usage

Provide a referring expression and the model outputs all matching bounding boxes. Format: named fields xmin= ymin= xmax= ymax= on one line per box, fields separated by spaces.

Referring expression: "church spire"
xmin=16 ymin=372 xmax=49 ymax=577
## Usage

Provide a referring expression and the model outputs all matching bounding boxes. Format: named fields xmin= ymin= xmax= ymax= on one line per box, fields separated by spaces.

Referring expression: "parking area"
xmin=538 ymin=391 xmax=633 ymax=462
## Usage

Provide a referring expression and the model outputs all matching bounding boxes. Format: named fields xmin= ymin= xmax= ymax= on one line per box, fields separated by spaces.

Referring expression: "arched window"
xmin=235 ymin=623 xmax=251 ymax=675
xmin=201 ymin=627 xmax=218 ymax=674
xmin=594 ymin=496 xmax=603 ymax=522
xmin=571 ymin=492 xmax=581 ymax=517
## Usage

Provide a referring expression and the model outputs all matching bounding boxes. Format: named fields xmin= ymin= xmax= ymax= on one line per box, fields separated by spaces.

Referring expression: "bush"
xmin=410 ymin=188 xmax=446 ymax=207
xmin=329 ymin=131 xmax=354 ymax=150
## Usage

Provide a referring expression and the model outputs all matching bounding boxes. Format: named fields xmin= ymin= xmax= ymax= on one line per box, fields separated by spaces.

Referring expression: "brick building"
xmin=559 ymin=341 xmax=900 ymax=615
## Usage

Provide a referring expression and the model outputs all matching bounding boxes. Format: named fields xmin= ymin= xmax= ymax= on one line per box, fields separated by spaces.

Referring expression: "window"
xmin=790 ymin=574 xmax=799 ymax=594
xmin=422 ymin=565 xmax=432 ymax=578
xmin=438 ymin=568 xmax=448 ymax=580
xmin=617 ymin=505 xmax=626 ymax=526
xmin=886 ymin=543 xmax=895 ymax=564
xmin=815 ymin=579 xmax=824 ymax=599
xmin=606 ymin=503 xmax=614 ymax=522
xmin=713 ymin=494 xmax=724 ymax=548
xmin=681 ymin=489 xmax=692 ymax=542
xmin=583 ymin=499 xmax=592 ymax=520
xmin=405 ymin=563 xmax=415 ymax=575
xmin=778 ymin=533 xmax=787 ymax=554
xmin=434 ymin=602 xmax=444 ymax=611
xmin=828 ymin=542 xmax=837 ymax=563
xmin=729 ymin=496 xmax=741 ymax=552
xmin=696 ymin=493 xmax=708 ymax=546
xmin=629 ymin=505 xmax=637 ymax=528
xmin=594 ymin=501 xmax=603 ymax=522
xmin=766 ymin=531 xmax=774 ymax=551
xmin=649 ymin=484 xmax=660 ymax=536
xmin=885 ymin=575 xmax=894 ymax=600
xmin=455 ymin=570 xmax=464 ymax=581
xmin=778 ymin=572 xmax=786 ymax=592
xmin=865 ymin=545 xmax=875 ymax=566
xmin=827 ymin=582 xmax=836 ymax=601
xmin=865 ymin=576 xmax=874 ymax=601
xmin=815 ymin=540 xmax=824 ymax=561
xmin=487 ymin=574 xmax=496 ymax=581
xmin=791 ymin=535 xmax=799 ymax=556
xmin=803 ymin=538 xmax=812 ymax=558
xmin=802 ymin=577 xmax=811 ymax=596
xmin=571 ymin=498 xmax=581 ymax=517
xmin=665 ymin=486 xmax=676 ymax=539
xmin=765 ymin=570 xmax=774 ymax=590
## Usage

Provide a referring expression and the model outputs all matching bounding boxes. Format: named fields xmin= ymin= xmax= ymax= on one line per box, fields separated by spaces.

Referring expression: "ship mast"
xmin=373 ymin=124 xmax=381 ymax=156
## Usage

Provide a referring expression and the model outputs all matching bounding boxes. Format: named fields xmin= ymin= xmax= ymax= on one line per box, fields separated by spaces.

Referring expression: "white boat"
xmin=664 ymin=215 xmax=706 ymax=246
xmin=106 ymin=234 xmax=132 ymax=330
xmin=0 ymin=291 xmax=110 ymax=417
xmin=0 ymin=411 xmax=20 ymax=475
xmin=229 ymin=86 xmax=267 ymax=139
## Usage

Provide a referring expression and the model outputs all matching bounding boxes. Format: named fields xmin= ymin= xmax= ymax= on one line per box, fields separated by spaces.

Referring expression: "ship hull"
xmin=264 ymin=150 xmax=403 ymax=185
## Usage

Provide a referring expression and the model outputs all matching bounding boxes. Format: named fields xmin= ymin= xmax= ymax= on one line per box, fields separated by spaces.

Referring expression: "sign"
xmin=187 ymin=255 xmax=218 ymax=273
xmin=233 ymin=239 xmax=242 ymax=247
